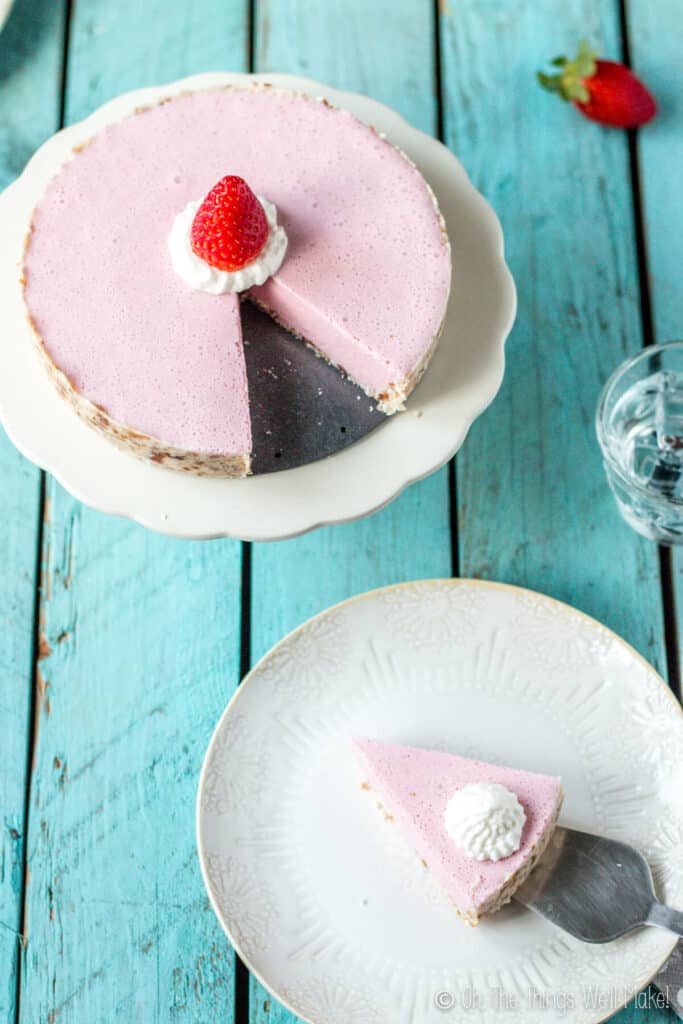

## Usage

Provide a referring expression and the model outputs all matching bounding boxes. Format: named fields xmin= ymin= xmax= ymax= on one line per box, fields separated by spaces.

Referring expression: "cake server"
xmin=241 ymin=303 xmax=385 ymax=474
xmin=652 ymin=941 xmax=683 ymax=1018
xmin=514 ymin=826 xmax=683 ymax=942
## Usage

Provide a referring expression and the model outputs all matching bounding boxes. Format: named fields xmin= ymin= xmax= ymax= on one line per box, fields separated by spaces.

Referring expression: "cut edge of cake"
xmin=248 ymin=291 xmax=447 ymax=416
xmin=355 ymin=739 xmax=565 ymax=927
xmin=465 ymin=786 xmax=564 ymax=923
xmin=247 ymin=122 xmax=451 ymax=417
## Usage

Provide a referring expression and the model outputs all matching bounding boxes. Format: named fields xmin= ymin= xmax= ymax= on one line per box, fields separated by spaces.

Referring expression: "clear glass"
xmin=596 ymin=341 xmax=683 ymax=544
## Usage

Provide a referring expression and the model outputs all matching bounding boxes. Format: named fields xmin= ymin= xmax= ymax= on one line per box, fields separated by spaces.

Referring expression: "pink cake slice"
xmin=353 ymin=738 xmax=563 ymax=925
xmin=22 ymin=86 xmax=451 ymax=476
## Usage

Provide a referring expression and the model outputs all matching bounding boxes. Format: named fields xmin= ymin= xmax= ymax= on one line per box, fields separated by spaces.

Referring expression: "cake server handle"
xmin=647 ymin=902 xmax=683 ymax=936
xmin=652 ymin=941 xmax=683 ymax=1019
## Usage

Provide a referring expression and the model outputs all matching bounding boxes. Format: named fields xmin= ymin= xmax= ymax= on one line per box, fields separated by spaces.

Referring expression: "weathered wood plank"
xmin=624 ymin=0 xmax=683 ymax=1008
xmin=0 ymin=1 xmax=66 ymax=1019
xmin=441 ymin=3 xmax=671 ymax=1023
xmin=255 ymin=0 xmax=438 ymax=126
xmin=64 ymin=0 xmax=250 ymax=118
xmin=627 ymin=0 xmax=683 ymax=689
xmin=441 ymin=0 xmax=667 ymax=672
xmin=613 ymin=992 xmax=678 ymax=1024
xmin=250 ymin=2 xmax=449 ymax=1020
xmin=626 ymin=1 xmax=682 ymax=347
xmin=17 ymin=3 xmax=249 ymax=1022
xmin=21 ymin=501 xmax=245 ymax=1024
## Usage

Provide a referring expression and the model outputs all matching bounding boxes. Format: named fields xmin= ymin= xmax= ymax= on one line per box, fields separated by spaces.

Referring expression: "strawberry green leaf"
xmin=537 ymin=71 xmax=563 ymax=93
xmin=537 ymin=39 xmax=598 ymax=105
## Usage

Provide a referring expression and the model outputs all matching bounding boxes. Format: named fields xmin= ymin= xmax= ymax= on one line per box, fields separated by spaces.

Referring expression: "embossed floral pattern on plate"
xmin=198 ymin=579 xmax=683 ymax=1024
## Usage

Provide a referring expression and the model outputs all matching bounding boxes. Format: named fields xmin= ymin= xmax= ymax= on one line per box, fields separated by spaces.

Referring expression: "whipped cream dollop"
xmin=168 ymin=196 xmax=287 ymax=294
xmin=444 ymin=783 xmax=526 ymax=862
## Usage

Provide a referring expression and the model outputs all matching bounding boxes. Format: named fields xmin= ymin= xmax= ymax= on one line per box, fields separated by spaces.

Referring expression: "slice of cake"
xmin=353 ymin=737 xmax=563 ymax=925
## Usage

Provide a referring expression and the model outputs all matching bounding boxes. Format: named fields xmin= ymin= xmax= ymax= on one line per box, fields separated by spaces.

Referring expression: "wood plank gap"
xmin=15 ymin=2 xmax=72 ymax=1013
xmin=240 ymin=12 xmax=255 ymax=1017
xmin=433 ymin=0 xmax=458 ymax=579
xmin=617 ymin=0 xmax=654 ymax=350
xmin=449 ymin=459 xmax=460 ymax=577
xmin=432 ymin=0 xmax=444 ymax=141
xmin=57 ymin=0 xmax=74 ymax=129
xmin=240 ymin=542 xmax=252 ymax=680
xmin=236 ymin=536 xmax=252 ymax=1024
xmin=247 ymin=0 xmax=256 ymax=73
xmin=658 ymin=547 xmax=681 ymax=698
xmin=619 ymin=0 xmax=681 ymax=696
xmin=14 ymin=4 xmax=72 ymax=1017
xmin=13 ymin=472 xmax=47 ymax=1024
xmin=234 ymin=956 xmax=251 ymax=1024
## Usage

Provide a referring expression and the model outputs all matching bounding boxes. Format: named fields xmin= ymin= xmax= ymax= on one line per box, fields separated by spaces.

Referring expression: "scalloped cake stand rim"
xmin=0 ymin=71 xmax=515 ymax=540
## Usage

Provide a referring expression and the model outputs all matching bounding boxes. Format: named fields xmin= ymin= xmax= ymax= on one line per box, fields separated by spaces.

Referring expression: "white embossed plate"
xmin=197 ymin=580 xmax=683 ymax=1024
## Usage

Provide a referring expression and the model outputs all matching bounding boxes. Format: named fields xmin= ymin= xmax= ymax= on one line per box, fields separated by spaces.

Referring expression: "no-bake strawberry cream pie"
xmin=22 ymin=86 xmax=451 ymax=477
xmin=354 ymin=738 xmax=564 ymax=925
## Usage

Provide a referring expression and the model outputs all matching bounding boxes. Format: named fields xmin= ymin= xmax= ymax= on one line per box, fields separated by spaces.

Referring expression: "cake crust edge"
xmin=473 ymin=786 xmax=565 ymax=923
xmin=360 ymin=779 xmax=565 ymax=927
xmin=25 ymin=305 xmax=252 ymax=478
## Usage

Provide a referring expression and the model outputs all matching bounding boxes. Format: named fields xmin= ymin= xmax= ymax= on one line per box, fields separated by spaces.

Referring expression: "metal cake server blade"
xmin=514 ymin=826 xmax=683 ymax=943
xmin=241 ymin=303 xmax=385 ymax=474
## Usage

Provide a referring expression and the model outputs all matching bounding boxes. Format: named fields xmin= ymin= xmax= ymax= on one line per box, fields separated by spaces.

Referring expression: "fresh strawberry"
xmin=191 ymin=175 xmax=268 ymax=272
xmin=538 ymin=40 xmax=657 ymax=128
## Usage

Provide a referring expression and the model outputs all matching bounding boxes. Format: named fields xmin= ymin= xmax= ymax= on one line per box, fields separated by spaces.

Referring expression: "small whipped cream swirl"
xmin=444 ymin=783 xmax=526 ymax=862
xmin=168 ymin=196 xmax=287 ymax=294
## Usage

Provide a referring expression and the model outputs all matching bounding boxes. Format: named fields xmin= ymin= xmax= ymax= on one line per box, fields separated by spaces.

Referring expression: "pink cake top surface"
xmin=353 ymin=738 xmax=562 ymax=915
xmin=23 ymin=87 xmax=451 ymax=454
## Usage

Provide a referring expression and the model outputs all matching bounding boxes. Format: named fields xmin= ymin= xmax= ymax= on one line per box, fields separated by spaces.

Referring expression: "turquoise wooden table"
xmin=0 ymin=0 xmax=680 ymax=1021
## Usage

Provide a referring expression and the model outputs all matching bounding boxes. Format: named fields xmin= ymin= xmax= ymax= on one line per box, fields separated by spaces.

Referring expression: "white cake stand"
xmin=0 ymin=0 xmax=14 ymax=31
xmin=0 ymin=72 xmax=515 ymax=540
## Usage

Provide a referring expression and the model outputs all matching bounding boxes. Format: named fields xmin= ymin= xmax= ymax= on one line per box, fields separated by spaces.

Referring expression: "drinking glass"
xmin=596 ymin=342 xmax=683 ymax=544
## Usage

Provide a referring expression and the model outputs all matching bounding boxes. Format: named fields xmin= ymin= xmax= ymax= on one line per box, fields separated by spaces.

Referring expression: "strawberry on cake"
xmin=22 ymin=86 xmax=451 ymax=477
xmin=353 ymin=738 xmax=564 ymax=925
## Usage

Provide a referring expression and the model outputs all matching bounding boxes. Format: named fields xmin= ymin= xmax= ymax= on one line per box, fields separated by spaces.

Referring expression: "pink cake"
xmin=353 ymin=738 xmax=563 ymax=925
xmin=22 ymin=86 xmax=451 ymax=477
